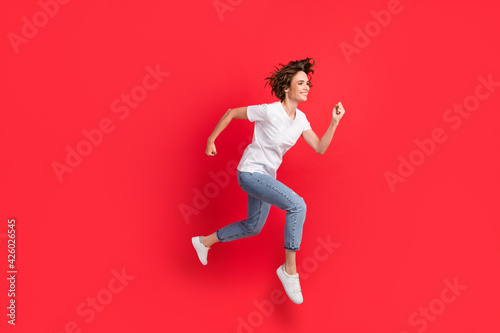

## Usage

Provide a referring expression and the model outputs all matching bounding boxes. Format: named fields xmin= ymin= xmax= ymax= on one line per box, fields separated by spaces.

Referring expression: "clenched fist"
xmin=333 ymin=102 xmax=345 ymax=124
xmin=206 ymin=140 xmax=217 ymax=156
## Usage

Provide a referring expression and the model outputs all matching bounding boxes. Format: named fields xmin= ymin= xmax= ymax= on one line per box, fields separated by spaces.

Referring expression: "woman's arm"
xmin=206 ymin=107 xmax=248 ymax=156
xmin=302 ymin=102 xmax=345 ymax=155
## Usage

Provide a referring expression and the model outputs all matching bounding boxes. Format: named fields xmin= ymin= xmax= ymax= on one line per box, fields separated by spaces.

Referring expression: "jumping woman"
xmin=191 ymin=57 xmax=346 ymax=304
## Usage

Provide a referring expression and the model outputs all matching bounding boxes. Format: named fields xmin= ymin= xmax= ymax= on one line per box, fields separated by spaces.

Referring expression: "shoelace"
xmin=290 ymin=275 xmax=302 ymax=294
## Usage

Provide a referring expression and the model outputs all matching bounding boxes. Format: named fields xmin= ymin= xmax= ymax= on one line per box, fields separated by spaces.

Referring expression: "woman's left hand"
xmin=332 ymin=102 xmax=345 ymax=124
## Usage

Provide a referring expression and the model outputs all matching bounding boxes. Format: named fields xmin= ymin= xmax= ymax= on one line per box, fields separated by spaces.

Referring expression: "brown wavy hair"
xmin=264 ymin=58 xmax=315 ymax=101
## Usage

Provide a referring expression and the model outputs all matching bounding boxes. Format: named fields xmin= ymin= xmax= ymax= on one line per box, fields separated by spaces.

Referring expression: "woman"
xmin=191 ymin=57 xmax=345 ymax=304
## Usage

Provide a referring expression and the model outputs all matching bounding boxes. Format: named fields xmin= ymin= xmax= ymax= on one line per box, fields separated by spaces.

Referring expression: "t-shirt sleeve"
xmin=302 ymin=115 xmax=312 ymax=132
xmin=247 ymin=103 xmax=268 ymax=122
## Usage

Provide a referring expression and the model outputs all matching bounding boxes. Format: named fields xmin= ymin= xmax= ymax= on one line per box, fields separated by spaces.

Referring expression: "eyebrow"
xmin=297 ymin=80 xmax=310 ymax=83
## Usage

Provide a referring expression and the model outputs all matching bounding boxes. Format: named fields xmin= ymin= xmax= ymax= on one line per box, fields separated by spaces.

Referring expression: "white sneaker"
xmin=276 ymin=263 xmax=303 ymax=304
xmin=192 ymin=236 xmax=210 ymax=265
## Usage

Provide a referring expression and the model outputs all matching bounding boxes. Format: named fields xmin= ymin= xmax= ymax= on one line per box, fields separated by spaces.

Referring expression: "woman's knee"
xmin=294 ymin=196 xmax=307 ymax=214
xmin=246 ymin=225 xmax=264 ymax=237
xmin=241 ymin=216 xmax=264 ymax=236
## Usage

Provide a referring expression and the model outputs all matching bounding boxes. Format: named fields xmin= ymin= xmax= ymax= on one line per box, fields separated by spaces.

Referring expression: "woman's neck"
xmin=281 ymin=99 xmax=299 ymax=118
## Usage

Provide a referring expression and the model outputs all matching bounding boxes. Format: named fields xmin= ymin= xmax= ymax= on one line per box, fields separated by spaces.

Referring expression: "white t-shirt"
xmin=237 ymin=101 xmax=312 ymax=179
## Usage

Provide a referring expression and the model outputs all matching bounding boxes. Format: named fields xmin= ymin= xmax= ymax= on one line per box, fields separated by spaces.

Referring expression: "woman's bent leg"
xmin=216 ymin=193 xmax=271 ymax=243
xmin=238 ymin=172 xmax=307 ymax=251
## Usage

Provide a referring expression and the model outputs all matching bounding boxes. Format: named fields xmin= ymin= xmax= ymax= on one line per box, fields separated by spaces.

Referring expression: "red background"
xmin=1 ymin=0 xmax=499 ymax=332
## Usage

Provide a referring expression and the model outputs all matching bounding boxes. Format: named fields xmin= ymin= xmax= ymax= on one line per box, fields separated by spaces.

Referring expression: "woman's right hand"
xmin=206 ymin=140 xmax=217 ymax=156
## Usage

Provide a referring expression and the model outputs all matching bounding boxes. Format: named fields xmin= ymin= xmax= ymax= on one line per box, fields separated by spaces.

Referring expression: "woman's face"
xmin=284 ymin=71 xmax=311 ymax=102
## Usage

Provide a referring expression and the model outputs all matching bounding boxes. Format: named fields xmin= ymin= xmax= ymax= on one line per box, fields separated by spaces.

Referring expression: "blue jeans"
xmin=216 ymin=170 xmax=307 ymax=250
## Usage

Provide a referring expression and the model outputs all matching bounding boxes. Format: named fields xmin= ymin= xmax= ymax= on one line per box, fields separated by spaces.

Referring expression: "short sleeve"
xmin=247 ymin=103 xmax=268 ymax=122
xmin=302 ymin=116 xmax=312 ymax=132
